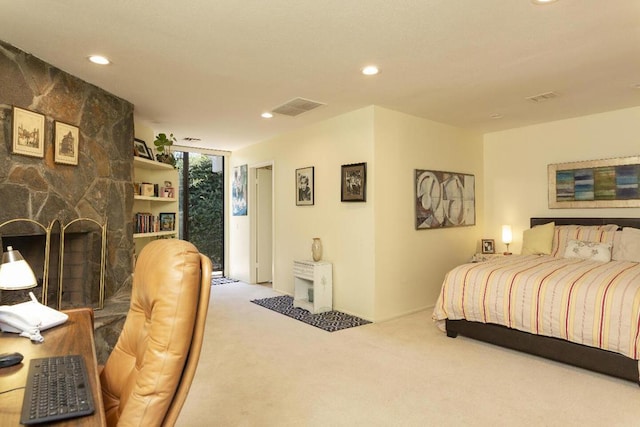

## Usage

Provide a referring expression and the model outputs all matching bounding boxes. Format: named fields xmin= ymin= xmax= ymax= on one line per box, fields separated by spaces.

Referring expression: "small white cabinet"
xmin=293 ymin=260 xmax=332 ymax=314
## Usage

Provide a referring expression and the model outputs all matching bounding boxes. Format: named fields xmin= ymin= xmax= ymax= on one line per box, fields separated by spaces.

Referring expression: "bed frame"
xmin=445 ymin=217 xmax=640 ymax=384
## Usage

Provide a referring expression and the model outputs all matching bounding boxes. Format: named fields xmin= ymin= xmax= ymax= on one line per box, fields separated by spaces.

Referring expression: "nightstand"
xmin=470 ymin=253 xmax=508 ymax=263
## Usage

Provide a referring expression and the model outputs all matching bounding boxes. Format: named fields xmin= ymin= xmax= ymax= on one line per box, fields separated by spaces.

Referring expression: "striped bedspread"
xmin=433 ymin=255 xmax=640 ymax=360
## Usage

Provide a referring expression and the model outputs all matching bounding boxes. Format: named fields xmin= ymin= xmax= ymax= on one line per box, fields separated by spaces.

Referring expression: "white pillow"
xmin=612 ymin=227 xmax=640 ymax=262
xmin=564 ymin=239 xmax=612 ymax=262
xmin=521 ymin=221 xmax=554 ymax=255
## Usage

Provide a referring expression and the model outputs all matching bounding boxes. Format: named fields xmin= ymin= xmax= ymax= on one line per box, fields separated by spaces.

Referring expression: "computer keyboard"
xmin=20 ymin=355 xmax=95 ymax=425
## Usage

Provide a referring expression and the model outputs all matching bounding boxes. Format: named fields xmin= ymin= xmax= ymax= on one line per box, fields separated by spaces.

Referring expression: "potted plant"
xmin=153 ymin=132 xmax=177 ymax=166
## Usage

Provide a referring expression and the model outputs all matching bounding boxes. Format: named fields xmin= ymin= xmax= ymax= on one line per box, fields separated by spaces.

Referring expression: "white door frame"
xmin=249 ymin=161 xmax=275 ymax=284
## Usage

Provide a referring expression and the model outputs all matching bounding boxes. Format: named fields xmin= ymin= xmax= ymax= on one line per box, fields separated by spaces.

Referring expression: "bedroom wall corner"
xmin=371 ymin=107 xmax=484 ymax=322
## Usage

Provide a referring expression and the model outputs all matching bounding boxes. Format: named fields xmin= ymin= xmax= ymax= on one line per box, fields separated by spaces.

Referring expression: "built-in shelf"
xmin=133 ymin=230 xmax=177 ymax=239
xmin=133 ymin=156 xmax=179 ymax=255
xmin=133 ymin=156 xmax=175 ymax=171
xmin=134 ymin=195 xmax=177 ymax=202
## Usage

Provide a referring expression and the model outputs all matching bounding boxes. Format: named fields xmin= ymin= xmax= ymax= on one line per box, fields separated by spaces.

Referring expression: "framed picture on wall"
xmin=232 ymin=164 xmax=248 ymax=215
xmin=12 ymin=106 xmax=45 ymax=158
xmin=296 ymin=166 xmax=314 ymax=206
xmin=54 ymin=121 xmax=80 ymax=165
xmin=415 ymin=169 xmax=475 ymax=229
xmin=341 ymin=162 xmax=366 ymax=202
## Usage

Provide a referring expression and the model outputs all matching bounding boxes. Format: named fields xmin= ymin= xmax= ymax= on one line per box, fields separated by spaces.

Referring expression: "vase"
xmin=311 ymin=238 xmax=322 ymax=262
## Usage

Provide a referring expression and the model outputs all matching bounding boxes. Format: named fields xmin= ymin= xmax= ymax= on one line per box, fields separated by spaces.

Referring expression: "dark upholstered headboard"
xmin=531 ymin=217 xmax=640 ymax=229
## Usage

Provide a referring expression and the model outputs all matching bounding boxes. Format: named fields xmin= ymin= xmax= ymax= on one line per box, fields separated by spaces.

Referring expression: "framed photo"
xmin=161 ymin=187 xmax=175 ymax=198
xmin=159 ymin=212 xmax=176 ymax=231
xmin=134 ymin=138 xmax=152 ymax=160
xmin=415 ymin=169 xmax=475 ymax=229
xmin=12 ymin=106 xmax=45 ymax=158
xmin=341 ymin=162 xmax=366 ymax=202
xmin=296 ymin=166 xmax=314 ymax=206
xmin=481 ymin=239 xmax=495 ymax=254
xmin=54 ymin=121 xmax=79 ymax=165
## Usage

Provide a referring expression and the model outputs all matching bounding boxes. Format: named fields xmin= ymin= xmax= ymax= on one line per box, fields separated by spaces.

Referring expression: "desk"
xmin=0 ymin=309 xmax=106 ymax=426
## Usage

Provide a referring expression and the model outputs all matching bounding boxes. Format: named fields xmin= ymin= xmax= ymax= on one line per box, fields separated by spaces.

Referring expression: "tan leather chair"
xmin=100 ymin=239 xmax=212 ymax=427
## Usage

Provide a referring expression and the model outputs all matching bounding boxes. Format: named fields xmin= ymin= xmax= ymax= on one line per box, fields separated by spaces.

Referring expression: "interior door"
xmin=256 ymin=167 xmax=273 ymax=283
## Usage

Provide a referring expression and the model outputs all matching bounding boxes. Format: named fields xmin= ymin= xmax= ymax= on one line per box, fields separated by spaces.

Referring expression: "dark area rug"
xmin=251 ymin=295 xmax=371 ymax=332
xmin=211 ymin=277 xmax=239 ymax=286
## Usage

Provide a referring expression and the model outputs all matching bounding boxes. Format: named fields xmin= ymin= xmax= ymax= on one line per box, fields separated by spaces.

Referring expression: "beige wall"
xmin=230 ymin=106 xmax=484 ymax=321
xmin=372 ymin=107 xmax=483 ymax=320
xmin=230 ymin=107 xmax=376 ymax=319
xmin=483 ymin=106 xmax=640 ymax=254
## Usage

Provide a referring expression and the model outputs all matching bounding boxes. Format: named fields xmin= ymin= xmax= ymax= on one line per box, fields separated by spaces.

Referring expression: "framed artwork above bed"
xmin=548 ymin=155 xmax=640 ymax=208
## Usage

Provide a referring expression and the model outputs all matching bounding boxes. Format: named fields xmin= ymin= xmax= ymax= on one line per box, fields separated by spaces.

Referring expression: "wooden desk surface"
xmin=0 ymin=309 xmax=106 ymax=426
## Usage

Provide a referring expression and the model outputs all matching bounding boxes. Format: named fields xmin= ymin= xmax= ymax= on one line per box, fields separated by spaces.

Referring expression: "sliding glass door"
xmin=175 ymin=151 xmax=225 ymax=274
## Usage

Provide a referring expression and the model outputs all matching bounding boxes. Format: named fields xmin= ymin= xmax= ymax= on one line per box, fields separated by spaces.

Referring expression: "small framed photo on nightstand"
xmin=481 ymin=239 xmax=495 ymax=254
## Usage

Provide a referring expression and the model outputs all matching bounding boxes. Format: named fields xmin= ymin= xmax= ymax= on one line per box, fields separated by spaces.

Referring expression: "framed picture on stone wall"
xmin=54 ymin=121 xmax=80 ymax=165
xmin=12 ymin=106 xmax=45 ymax=158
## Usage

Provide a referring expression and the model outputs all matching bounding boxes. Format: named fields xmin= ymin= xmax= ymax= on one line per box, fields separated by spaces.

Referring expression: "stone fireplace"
xmin=1 ymin=40 xmax=136 ymax=362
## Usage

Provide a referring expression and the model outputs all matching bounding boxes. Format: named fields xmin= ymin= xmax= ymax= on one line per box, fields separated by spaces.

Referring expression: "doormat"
xmin=250 ymin=295 xmax=371 ymax=332
xmin=211 ymin=277 xmax=239 ymax=286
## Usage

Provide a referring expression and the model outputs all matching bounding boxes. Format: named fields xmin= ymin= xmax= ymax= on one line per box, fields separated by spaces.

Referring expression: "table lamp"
xmin=502 ymin=225 xmax=513 ymax=255
xmin=0 ymin=246 xmax=38 ymax=291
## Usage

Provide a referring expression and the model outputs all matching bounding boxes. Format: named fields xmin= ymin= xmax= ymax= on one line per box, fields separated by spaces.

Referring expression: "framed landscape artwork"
xmin=415 ymin=169 xmax=475 ymax=230
xmin=549 ymin=156 xmax=640 ymax=208
xmin=12 ymin=106 xmax=45 ymax=158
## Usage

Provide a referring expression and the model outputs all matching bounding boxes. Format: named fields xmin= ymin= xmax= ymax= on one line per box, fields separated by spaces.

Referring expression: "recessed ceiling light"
xmin=261 ymin=112 xmax=273 ymax=119
xmin=88 ymin=55 xmax=110 ymax=65
xmin=531 ymin=0 xmax=558 ymax=4
xmin=361 ymin=65 xmax=379 ymax=76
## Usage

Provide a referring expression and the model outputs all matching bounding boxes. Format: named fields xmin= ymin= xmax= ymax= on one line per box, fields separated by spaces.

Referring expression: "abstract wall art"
xmin=548 ymin=156 xmax=640 ymax=208
xmin=415 ymin=169 xmax=475 ymax=229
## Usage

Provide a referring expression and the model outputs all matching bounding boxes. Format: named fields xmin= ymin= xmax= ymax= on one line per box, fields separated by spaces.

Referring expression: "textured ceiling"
xmin=0 ymin=0 xmax=638 ymax=151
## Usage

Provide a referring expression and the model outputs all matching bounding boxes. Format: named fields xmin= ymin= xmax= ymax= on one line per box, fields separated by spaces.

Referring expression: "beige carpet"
xmin=177 ymin=282 xmax=640 ymax=427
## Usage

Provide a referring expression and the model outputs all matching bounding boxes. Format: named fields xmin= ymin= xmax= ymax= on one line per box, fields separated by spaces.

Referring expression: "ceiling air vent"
xmin=526 ymin=91 xmax=559 ymax=103
xmin=271 ymin=97 xmax=325 ymax=117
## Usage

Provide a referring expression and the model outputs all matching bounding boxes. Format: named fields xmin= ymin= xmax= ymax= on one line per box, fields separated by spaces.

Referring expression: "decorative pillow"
xmin=521 ymin=221 xmax=555 ymax=255
xmin=563 ymin=239 xmax=612 ymax=262
xmin=550 ymin=224 xmax=618 ymax=258
xmin=612 ymin=227 xmax=640 ymax=262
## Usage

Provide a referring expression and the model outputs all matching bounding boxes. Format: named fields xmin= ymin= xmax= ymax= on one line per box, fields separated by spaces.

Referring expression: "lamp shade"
xmin=502 ymin=225 xmax=513 ymax=244
xmin=0 ymin=246 xmax=37 ymax=290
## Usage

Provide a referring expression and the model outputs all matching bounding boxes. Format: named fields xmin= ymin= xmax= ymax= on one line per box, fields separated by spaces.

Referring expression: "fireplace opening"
xmin=0 ymin=229 xmax=103 ymax=309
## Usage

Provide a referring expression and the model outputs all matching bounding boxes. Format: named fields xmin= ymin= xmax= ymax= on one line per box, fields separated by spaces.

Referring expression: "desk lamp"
xmin=0 ymin=246 xmax=38 ymax=291
xmin=502 ymin=225 xmax=513 ymax=255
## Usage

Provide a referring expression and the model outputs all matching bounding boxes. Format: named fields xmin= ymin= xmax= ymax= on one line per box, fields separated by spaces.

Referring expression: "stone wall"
xmin=0 ymin=40 xmax=134 ymax=302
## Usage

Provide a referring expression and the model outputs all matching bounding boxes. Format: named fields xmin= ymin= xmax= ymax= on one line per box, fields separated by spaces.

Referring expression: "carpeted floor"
xmin=211 ymin=276 xmax=239 ymax=286
xmin=251 ymin=295 xmax=371 ymax=332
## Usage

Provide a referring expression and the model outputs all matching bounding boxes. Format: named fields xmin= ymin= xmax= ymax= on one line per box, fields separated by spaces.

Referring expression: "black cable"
xmin=0 ymin=386 xmax=25 ymax=395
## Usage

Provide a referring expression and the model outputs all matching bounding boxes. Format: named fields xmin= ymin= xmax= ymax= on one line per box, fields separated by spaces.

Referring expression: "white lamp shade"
xmin=0 ymin=246 xmax=37 ymax=290
xmin=502 ymin=225 xmax=513 ymax=244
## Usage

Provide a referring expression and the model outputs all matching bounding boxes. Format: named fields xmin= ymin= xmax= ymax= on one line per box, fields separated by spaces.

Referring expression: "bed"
xmin=433 ymin=217 xmax=640 ymax=384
